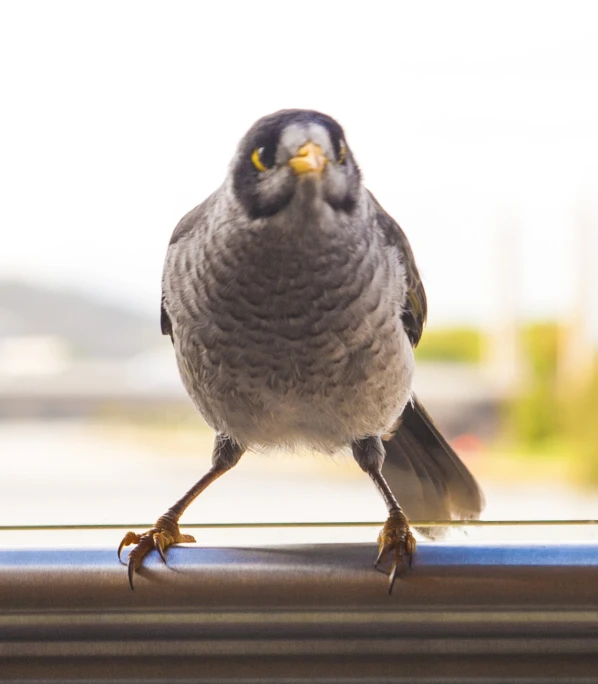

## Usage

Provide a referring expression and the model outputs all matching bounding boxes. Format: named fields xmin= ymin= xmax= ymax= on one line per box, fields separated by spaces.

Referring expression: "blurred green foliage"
xmin=506 ymin=322 xmax=598 ymax=483
xmin=561 ymin=365 xmax=598 ymax=484
xmin=415 ymin=327 xmax=482 ymax=363
xmin=419 ymin=322 xmax=598 ymax=483
xmin=508 ymin=322 xmax=561 ymax=444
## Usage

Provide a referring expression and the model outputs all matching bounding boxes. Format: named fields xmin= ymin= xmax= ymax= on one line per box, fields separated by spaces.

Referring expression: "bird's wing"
xmin=160 ymin=292 xmax=173 ymax=342
xmin=369 ymin=191 xmax=427 ymax=348
xmin=160 ymin=198 xmax=213 ymax=343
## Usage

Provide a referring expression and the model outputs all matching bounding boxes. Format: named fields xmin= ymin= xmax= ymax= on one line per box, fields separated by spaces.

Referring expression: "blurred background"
xmin=1 ymin=1 xmax=597 ymax=543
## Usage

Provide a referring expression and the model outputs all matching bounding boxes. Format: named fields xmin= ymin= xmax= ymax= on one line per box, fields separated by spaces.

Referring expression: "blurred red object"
xmin=451 ymin=433 xmax=485 ymax=455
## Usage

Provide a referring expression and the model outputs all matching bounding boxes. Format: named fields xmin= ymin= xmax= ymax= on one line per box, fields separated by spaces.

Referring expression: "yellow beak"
xmin=288 ymin=142 xmax=327 ymax=175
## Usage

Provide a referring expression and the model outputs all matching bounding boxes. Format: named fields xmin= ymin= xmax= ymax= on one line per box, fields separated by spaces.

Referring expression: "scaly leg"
xmin=352 ymin=436 xmax=416 ymax=594
xmin=118 ymin=434 xmax=244 ymax=589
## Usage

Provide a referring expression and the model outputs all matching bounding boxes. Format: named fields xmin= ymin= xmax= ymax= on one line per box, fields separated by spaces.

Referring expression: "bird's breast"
xmin=169 ymin=219 xmax=413 ymax=447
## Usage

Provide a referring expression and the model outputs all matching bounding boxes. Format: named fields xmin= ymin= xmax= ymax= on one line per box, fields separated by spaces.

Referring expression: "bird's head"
xmin=230 ymin=109 xmax=362 ymax=220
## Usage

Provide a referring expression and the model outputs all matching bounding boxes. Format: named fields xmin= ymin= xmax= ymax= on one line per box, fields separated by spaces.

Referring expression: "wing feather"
xmin=369 ymin=191 xmax=427 ymax=348
xmin=160 ymin=197 xmax=213 ymax=344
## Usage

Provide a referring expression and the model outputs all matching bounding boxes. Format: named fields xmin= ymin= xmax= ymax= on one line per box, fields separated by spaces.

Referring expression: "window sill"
xmin=1 ymin=540 xmax=598 ymax=681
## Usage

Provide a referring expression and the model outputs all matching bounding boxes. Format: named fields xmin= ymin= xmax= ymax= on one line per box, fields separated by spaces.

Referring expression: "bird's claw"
xmin=375 ymin=510 xmax=416 ymax=594
xmin=117 ymin=516 xmax=196 ymax=590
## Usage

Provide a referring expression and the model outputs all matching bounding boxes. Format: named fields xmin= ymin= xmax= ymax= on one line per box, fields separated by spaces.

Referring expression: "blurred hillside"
xmin=0 ymin=281 xmax=157 ymax=358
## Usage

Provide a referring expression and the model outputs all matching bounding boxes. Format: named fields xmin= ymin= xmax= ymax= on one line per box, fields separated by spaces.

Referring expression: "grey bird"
xmin=119 ymin=109 xmax=484 ymax=592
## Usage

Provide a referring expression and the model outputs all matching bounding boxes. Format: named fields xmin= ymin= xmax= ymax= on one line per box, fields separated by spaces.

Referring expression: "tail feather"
xmin=381 ymin=394 xmax=484 ymax=538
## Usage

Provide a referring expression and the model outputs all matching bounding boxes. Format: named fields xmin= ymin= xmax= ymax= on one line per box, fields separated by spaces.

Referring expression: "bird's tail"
xmin=381 ymin=394 xmax=484 ymax=539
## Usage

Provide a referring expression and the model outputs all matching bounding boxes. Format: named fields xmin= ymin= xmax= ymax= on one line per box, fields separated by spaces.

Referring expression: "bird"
xmin=118 ymin=109 xmax=484 ymax=592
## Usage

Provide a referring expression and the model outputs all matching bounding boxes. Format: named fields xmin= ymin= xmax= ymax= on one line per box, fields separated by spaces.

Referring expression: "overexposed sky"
xmin=1 ymin=0 xmax=597 ymax=334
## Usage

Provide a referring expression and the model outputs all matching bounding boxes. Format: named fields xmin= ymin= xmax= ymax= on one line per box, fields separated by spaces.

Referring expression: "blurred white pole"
xmin=558 ymin=202 xmax=596 ymax=388
xmin=485 ymin=215 xmax=522 ymax=394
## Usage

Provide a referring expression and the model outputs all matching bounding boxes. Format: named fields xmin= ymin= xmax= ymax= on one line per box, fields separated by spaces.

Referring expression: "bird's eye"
xmin=251 ymin=147 xmax=271 ymax=172
xmin=337 ymin=140 xmax=347 ymax=165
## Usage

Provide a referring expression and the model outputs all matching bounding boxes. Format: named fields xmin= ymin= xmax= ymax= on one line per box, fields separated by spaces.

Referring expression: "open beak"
xmin=288 ymin=141 xmax=327 ymax=175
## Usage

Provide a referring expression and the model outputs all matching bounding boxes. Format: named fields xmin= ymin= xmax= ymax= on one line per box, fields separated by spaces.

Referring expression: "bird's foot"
xmin=375 ymin=509 xmax=416 ymax=594
xmin=118 ymin=514 xmax=196 ymax=590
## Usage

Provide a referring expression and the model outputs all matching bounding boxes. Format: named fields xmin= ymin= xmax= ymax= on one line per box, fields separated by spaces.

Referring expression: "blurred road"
xmin=2 ymin=420 xmax=597 ymax=548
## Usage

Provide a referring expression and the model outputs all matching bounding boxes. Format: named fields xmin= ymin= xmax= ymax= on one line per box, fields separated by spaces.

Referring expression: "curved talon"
xmin=374 ymin=545 xmax=386 ymax=569
xmin=127 ymin=557 xmax=137 ymax=590
xmin=118 ymin=531 xmax=141 ymax=563
xmin=388 ymin=562 xmax=399 ymax=594
xmin=154 ymin=533 xmax=167 ymax=564
xmin=124 ymin=533 xmax=155 ymax=589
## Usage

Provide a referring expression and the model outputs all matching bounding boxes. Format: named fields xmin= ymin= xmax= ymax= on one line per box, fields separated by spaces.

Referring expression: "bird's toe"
xmin=117 ymin=516 xmax=196 ymax=589
xmin=375 ymin=510 xmax=416 ymax=594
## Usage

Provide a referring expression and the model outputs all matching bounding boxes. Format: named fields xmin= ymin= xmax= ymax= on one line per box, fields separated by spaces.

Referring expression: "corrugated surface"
xmin=1 ymin=542 xmax=598 ymax=682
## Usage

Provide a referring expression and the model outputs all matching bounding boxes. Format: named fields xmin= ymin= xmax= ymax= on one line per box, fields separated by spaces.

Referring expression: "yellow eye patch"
xmin=251 ymin=147 xmax=269 ymax=172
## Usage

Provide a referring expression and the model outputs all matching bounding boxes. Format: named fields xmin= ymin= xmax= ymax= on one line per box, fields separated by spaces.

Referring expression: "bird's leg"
xmin=118 ymin=434 xmax=245 ymax=589
xmin=352 ymin=436 xmax=416 ymax=594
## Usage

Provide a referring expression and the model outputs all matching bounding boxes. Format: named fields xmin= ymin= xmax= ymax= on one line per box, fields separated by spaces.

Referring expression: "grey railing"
xmin=1 ymin=528 xmax=598 ymax=682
